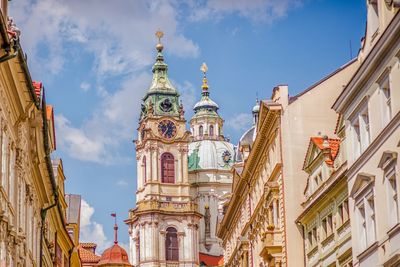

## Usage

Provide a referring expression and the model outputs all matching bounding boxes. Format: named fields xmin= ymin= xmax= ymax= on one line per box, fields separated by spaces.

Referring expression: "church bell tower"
xmin=126 ymin=31 xmax=201 ymax=267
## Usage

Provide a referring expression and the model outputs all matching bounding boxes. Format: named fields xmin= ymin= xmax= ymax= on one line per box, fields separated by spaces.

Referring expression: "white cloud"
xmin=55 ymin=114 xmax=106 ymax=163
xmin=80 ymin=82 xmax=91 ymax=92
xmin=226 ymin=113 xmax=253 ymax=131
xmin=10 ymin=0 xmax=200 ymax=76
xmin=187 ymin=0 xmax=303 ymax=23
xmin=116 ymin=180 xmax=128 ymax=187
xmin=80 ymin=199 xmax=111 ymax=252
xmin=55 ymin=73 xmax=151 ymax=163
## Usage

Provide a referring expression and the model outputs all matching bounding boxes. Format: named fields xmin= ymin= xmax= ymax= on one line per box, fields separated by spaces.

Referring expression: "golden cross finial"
xmin=155 ymin=30 xmax=164 ymax=43
xmin=200 ymin=62 xmax=208 ymax=76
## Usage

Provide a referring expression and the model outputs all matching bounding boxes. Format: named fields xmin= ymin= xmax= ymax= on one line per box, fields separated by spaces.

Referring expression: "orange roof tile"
xmin=32 ymin=81 xmax=42 ymax=99
xmin=78 ymin=243 xmax=101 ymax=264
xmin=199 ymin=252 xmax=224 ymax=266
xmin=310 ymin=137 xmax=340 ymax=165
xmin=46 ymin=105 xmax=53 ymax=120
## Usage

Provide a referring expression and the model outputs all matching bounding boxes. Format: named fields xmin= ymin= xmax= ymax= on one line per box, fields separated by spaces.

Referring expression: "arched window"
xmin=199 ymin=125 xmax=203 ymax=136
xmin=161 ymin=153 xmax=175 ymax=183
xmin=209 ymin=125 xmax=214 ymax=136
xmin=142 ymin=156 xmax=147 ymax=183
xmin=165 ymin=227 xmax=179 ymax=261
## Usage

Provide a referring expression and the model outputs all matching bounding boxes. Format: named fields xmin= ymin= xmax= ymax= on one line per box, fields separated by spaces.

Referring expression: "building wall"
xmin=334 ymin=6 xmax=400 ymax=265
xmin=0 ymin=9 xmax=76 ymax=267
xmin=274 ymin=59 xmax=359 ymax=265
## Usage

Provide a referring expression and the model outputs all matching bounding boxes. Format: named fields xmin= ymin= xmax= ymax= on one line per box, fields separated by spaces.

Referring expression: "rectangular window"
xmin=1 ymin=132 xmax=7 ymax=190
xmin=8 ymin=148 xmax=15 ymax=205
xmin=360 ymin=108 xmax=370 ymax=151
xmin=351 ymin=118 xmax=361 ymax=159
xmin=386 ymin=163 xmax=398 ymax=226
xmin=339 ymin=200 xmax=350 ymax=225
xmin=366 ymin=195 xmax=376 ymax=245
xmin=351 ymin=104 xmax=370 ymax=161
xmin=381 ymin=78 xmax=392 ymax=126
xmin=357 ymin=204 xmax=367 ymax=251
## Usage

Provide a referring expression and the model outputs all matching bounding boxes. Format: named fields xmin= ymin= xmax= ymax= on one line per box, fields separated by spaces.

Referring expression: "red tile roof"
xmin=310 ymin=137 xmax=340 ymax=165
xmin=97 ymin=243 xmax=132 ymax=266
xmin=32 ymin=81 xmax=42 ymax=99
xmin=78 ymin=243 xmax=101 ymax=264
xmin=199 ymin=252 xmax=224 ymax=266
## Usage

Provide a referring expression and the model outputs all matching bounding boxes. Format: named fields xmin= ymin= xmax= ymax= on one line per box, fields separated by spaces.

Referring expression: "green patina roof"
xmin=140 ymin=44 xmax=182 ymax=120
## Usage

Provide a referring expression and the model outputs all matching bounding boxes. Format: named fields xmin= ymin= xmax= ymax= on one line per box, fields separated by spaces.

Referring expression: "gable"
xmin=350 ymin=172 xmax=375 ymax=198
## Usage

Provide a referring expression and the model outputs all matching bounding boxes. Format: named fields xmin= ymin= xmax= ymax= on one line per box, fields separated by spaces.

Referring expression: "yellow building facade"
xmin=0 ymin=3 xmax=80 ymax=267
xmin=296 ymin=133 xmax=352 ymax=267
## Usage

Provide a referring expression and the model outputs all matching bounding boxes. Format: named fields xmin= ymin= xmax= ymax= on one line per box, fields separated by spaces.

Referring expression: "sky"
xmin=10 ymin=0 xmax=366 ymax=254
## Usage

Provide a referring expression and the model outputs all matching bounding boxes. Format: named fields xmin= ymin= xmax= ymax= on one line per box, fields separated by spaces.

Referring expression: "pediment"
xmin=378 ymin=151 xmax=397 ymax=169
xmin=303 ymin=140 xmax=321 ymax=173
xmin=350 ymin=172 xmax=375 ymax=198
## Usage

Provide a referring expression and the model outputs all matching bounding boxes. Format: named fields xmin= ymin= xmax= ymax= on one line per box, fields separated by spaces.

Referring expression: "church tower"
xmin=188 ymin=64 xmax=234 ymax=258
xmin=126 ymin=32 xmax=201 ymax=267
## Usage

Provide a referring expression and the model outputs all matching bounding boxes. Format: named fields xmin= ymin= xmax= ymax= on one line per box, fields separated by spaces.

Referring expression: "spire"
xmin=200 ymin=62 xmax=209 ymax=97
xmin=111 ymin=213 xmax=118 ymax=244
xmin=152 ymin=30 xmax=167 ymax=74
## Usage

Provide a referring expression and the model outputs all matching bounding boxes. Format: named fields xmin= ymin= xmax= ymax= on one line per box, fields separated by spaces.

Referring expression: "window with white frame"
xmin=307 ymin=226 xmax=317 ymax=250
xmin=380 ymin=76 xmax=392 ymax=126
xmin=1 ymin=131 xmax=7 ymax=190
xmin=385 ymin=162 xmax=398 ymax=227
xmin=8 ymin=146 xmax=15 ymax=206
xmin=321 ymin=214 xmax=333 ymax=240
xmin=350 ymin=104 xmax=370 ymax=160
xmin=338 ymin=200 xmax=349 ymax=226
xmin=357 ymin=203 xmax=367 ymax=251
xmin=366 ymin=195 xmax=376 ymax=244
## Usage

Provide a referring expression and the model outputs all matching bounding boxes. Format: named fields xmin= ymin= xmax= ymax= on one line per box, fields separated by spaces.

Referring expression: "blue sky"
xmin=10 ymin=0 xmax=366 ymax=252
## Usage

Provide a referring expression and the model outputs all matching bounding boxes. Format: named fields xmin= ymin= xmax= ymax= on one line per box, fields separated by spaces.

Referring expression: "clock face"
xmin=158 ymin=120 xmax=177 ymax=139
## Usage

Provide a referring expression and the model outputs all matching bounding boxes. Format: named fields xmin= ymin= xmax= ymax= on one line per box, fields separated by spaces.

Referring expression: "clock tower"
xmin=126 ymin=32 xmax=201 ymax=267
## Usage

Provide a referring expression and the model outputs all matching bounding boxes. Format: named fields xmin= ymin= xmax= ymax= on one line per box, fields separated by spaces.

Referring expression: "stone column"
xmin=178 ymin=231 xmax=185 ymax=262
xmin=177 ymin=151 xmax=182 ymax=183
xmin=160 ymin=230 xmax=166 ymax=261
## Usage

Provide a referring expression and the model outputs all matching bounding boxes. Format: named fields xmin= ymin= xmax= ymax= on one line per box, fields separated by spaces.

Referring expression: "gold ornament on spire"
xmin=200 ymin=62 xmax=208 ymax=76
xmin=155 ymin=30 xmax=164 ymax=52
xmin=200 ymin=62 xmax=209 ymax=91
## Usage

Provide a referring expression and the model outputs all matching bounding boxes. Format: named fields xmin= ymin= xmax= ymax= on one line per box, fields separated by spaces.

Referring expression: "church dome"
xmin=188 ymin=140 xmax=235 ymax=171
xmin=193 ymin=97 xmax=219 ymax=110
xmin=234 ymin=125 xmax=256 ymax=162
xmin=97 ymin=244 xmax=131 ymax=267
xmin=252 ymin=101 xmax=260 ymax=113
xmin=98 ymin=215 xmax=132 ymax=267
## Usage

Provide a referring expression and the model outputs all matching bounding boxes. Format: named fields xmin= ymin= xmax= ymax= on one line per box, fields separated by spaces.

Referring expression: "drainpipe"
xmin=39 ymin=203 xmax=57 ymax=267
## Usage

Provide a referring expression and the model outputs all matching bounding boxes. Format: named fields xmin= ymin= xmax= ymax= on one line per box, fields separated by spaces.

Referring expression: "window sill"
xmin=357 ymin=241 xmax=378 ymax=262
xmin=321 ymin=232 xmax=334 ymax=246
xmin=337 ymin=219 xmax=350 ymax=233
xmin=387 ymin=222 xmax=400 ymax=238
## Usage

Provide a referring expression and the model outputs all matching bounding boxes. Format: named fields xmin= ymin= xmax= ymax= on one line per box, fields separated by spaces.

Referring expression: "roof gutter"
xmin=40 ymin=87 xmax=74 ymax=265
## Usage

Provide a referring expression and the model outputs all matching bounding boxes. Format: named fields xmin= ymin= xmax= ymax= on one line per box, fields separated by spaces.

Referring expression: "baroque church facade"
xmin=125 ymin=33 xmax=235 ymax=266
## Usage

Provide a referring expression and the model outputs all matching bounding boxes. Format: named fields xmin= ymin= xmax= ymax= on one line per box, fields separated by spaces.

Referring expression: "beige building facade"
xmin=333 ymin=1 xmax=400 ymax=266
xmin=218 ymin=52 xmax=358 ymax=266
